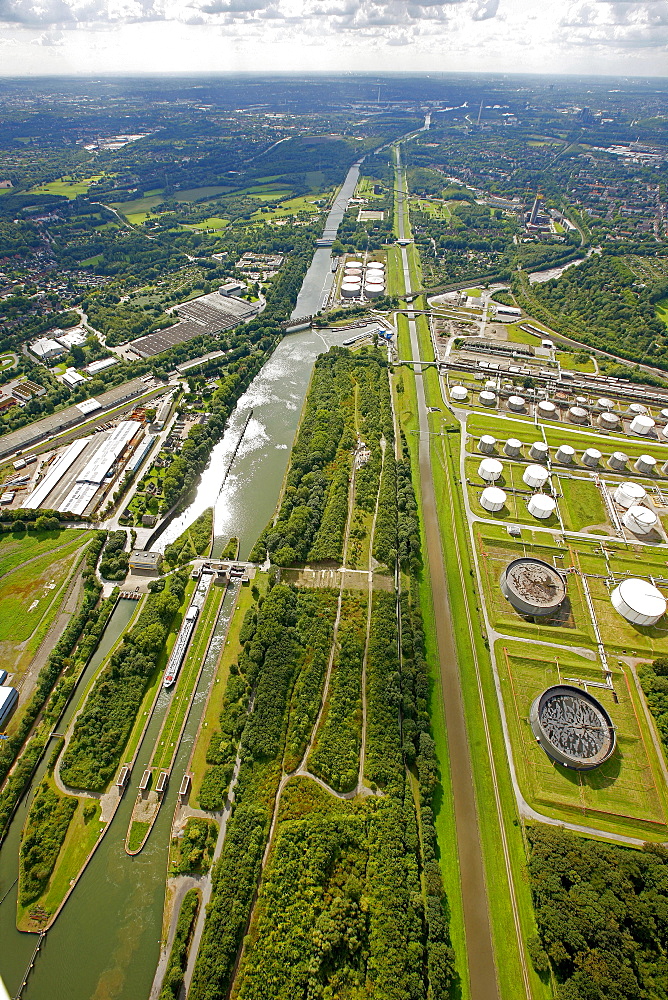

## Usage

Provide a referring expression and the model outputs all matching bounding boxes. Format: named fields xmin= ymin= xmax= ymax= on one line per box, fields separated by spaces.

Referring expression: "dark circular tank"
xmin=500 ymin=557 xmax=566 ymax=617
xmin=529 ymin=685 xmax=616 ymax=770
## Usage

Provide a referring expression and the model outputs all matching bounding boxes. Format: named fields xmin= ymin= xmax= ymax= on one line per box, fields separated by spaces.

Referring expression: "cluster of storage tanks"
xmin=476 ymin=457 xmax=557 ymax=519
xmin=340 ymin=259 xmax=386 ymax=300
xmin=450 ymin=384 xmax=668 ymax=440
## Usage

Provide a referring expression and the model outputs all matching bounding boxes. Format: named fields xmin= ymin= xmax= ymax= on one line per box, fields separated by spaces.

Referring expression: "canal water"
xmin=0 ymin=159 xmax=364 ymax=999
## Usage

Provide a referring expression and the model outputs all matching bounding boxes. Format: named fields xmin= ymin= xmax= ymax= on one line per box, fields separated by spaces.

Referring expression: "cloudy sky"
xmin=0 ymin=0 xmax=666 ymax=77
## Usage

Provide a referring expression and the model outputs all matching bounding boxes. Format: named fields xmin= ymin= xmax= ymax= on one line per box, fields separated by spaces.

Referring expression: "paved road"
xmin=395 ymin=145 xmax=500 ymax=1000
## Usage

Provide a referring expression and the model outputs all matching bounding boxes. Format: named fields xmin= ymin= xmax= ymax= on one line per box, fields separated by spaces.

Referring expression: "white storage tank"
xmin=366 ymin=260 xmax=384 ymax=270
xmin=611 ymin=578 xmax=666 ymax=627
xmin=484 ymin=380 xmax=498 ymax=391
xmin=537 ymin=400 xmax=557 ymax=419
xmin=599 ymin=412 xmax=620 ymax=431
xmin=530 ymin=441 xmax=549 ymax=462
xmin=582 ymin=448 xmax=602 ymax=468
xmin=597 ymin=398 xmax=615 ymax=411
xmin=504 ymin=438 xmax=522 ymax=458
xmin=478 ymin=458 xmax=503 ymax=482
xmin=555 ymin=444 xmax=575 ymax=465
xmin=341 ymin=279 xmax=362 ymax=298
xmin=623 ymin=504 xmax=658 ymax=535
xmin=364 ymin=283 xmax=384 ymax=299
xmin=630 ymin=415 xmax=656 ymax=436
xmin=528 ymin=494 xmax=557 ymax=520
xmin=479 ymin=435 xmax=496 ymax=454
xmin=480 ymin=486 xmax=507 ymax=512
xmin=568 ymin=406 xmax=588 ymax=425
xmin=609 ymin=451 xmax=628 ymax=472
xmin=635 ymin=454 xmax=657 ymax=476
xmin=614 ymin=482 xmax=647 ymax=508
xmin=507 ymin=395 xmax=526 ymax=412
xmin=450 ymin=385 xmax=468 ymax=402
xmin=479 ymin=391 xmax=497 ymax=407
xmin=523 ymin=464 xmax=549 ymax=488
xmin=660 ymin=409 xmax=668 ymax=422
xmin=628 ymin=403 xmax=648 ymax=416
xmin=346 ymin=259 xmax=363 ymax=269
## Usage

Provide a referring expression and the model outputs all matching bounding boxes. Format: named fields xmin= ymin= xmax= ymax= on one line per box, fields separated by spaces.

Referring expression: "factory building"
xmin=0 ymin=685 xmax=18 ymax=730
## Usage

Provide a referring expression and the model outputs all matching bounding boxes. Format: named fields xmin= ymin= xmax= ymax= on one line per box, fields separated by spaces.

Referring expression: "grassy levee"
xmin=388 ymin=251 xmax=470 ymax=996
xmin=393 ymin=170 xmax=549 ymax=999
xmin=151 ymin=584 xmax=224 ymax=773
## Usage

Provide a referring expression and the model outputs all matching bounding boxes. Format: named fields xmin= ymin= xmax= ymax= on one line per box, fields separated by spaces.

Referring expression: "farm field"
xmin=30 ymin=175 xmax=104 ymax=198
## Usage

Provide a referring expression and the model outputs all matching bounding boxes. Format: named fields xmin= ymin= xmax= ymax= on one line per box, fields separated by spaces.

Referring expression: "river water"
xmin=0 ymin=160 xmax=363 ymax=1000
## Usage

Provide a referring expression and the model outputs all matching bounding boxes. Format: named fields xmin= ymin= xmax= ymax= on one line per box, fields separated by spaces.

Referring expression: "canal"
xmin=0 ymin=158 xmax=363 ymax=999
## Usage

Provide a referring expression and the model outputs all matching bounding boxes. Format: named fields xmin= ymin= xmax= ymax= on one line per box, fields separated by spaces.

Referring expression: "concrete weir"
xmin=395 ymin=146 xmax=500 ymax=1000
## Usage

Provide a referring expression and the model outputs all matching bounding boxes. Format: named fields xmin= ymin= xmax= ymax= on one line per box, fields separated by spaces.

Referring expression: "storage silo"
xmin=479 ymin=391 xmax=496 ymax=407
xmin=508 ymin=395 xmax=526 ymax=412
xmin=484 ymin=380 xmax=498 ymax=391
xmin=599 ymin=412 xmax=620 ymax=431
xmin=628 ymin=403 xmax=648 ymax=416
xmin=480 ymin=486 xmax=507 ymax=512
xmin=555 ymin=444 xmax=575 ymax=465
xmin=450 ymin=385 xmax=468 ymax=402
xmin=346 ymin=259 xmax=363 ymax=270
xmin=364 ymin=281 xmax=384 ymax=299
xmin=609 ymin=451 xmax=628 ymax=472
xmin=568 ymin=406 xmax=588 ymax=424
xmin=366 ymin=261 xmax=384 ymax=272
xmin=528 ymin=494 xmax=557 ymax=519
xmin=537 ymin=400 xmax=556 ymax=419
xmin=523 ymin=464 xmax=549 ymax=488
xmin=582 ymin=448 xmax=602 ymax=468
xmin=614 ymin=482 xmax=647 ymax=508
xmin=623 ymin=504 xmax=658 ymax=535
xmin=597 ymin=398 xmax=615 ymax=411
xmin=530 ymin=441 xmax=549 ymax=462
xmin=500 ymin=557 xmax=567 ymax=617
xmin=635 ymin=454 xmax=657 ymax=476
xmin=612 ymin=578 xmax=666 ymax=626
xmin=341 ymin=278 xmax=362 ymax=298
xmin=504 ymin=438 xmax=522 ymax=458
xmin=478 ymin=458 xmax=503 ymax=482
xmin=630 ymin=415 xmax=656 ymax=436
xmin=479 ymin=435 xmax=496 ymax=454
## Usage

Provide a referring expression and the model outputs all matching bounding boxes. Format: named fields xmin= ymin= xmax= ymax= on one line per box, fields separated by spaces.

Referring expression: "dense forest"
xmin=528 ymin=824 xmax=668 ymax=999
xmin=250 ymin=347 xmax=394 ymax=567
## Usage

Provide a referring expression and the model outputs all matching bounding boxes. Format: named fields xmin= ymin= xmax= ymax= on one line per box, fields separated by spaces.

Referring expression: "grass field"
xmin=557 ymin=476 xmax=609 ymax=531
xmin=496 ymin=639 xmax=668 ymax=839
xmin=184 ymin=217 xmax=229 ymax=231
xmin=30 ymin=175 xmax=104 ymax=199
xmin=557 ymin=350 xmax=597 ymax=373
xmin=127 ymin=820 xmax=150 ymax=853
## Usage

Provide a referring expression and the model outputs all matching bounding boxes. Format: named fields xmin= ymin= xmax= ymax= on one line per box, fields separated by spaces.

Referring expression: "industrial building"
xmin=500 ymin=557 xmax=567 ymax=617
xmin=0 ymin=685 xmax=18 ymax=730
xmin=129 ymin=550 xmax=162 ymax=573
xmin=30 ymin=337 xmax=66 ymax=362
xmin=529 ymin=685 xmax=616 ymax=770
xmin=22 ymin=420 xmax=143 ymax=516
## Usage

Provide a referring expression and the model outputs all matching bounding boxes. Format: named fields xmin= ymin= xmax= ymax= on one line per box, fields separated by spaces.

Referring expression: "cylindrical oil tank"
xmin=479 ymin=391 xmax=496 ymax=407
xmin=630 ymin=415 xmax=656 ymax=436
xmin=504 ymin=438 xmax=522 ymax=458
xmin=568 ymin=406 xmax=588 ymax=424
xmin=537 ymin=400 xmax=556 ymax=419
xmin=341 ymin=279 xmax=361 ymax=298
xmin=450 ymin=385 xmax=468 ymax=402
xmin=346 ymin=259 xmax=363 ymax=269
xmin=480 ymin=486 xmax=507 ymax=512
xmin=623 ymin=504 xmax=658 ymax=535
xmin=614 ymin=482 xmax=647 ymax=508
xmin=582 ymin=448 xmax=602 ymax=468
xmin=500 ymin=557 xmax=567 ymax=616
xmin=660 ymin=409 xmax=668 ymax=422
xmin=478 ymin=458 xmax=503 ymax=482
xmin=507 ymin=395 xmax=526 ymax=412
xmin=611 ymin=578 xmax=666 ymax=626
xmin=609 ymin=451 xmax=628 ymax=472
xmin=479 ymin=435 xmax=496 ymax=454
xmin=597 ymin=398 xmax=615 ymax=411
xmin=366 ymin=261 xmax=384 ymax=271
xmin=364 ymin=283 xmax=384 ymax=299
xmin=635 ymin=454 xmax=657 ymax=476
xmin=576 ymin=396 xmax=588 ymax=407
xmin=485 ymin=379 xmax=498 ymax=391
xmin=628 ymin=403 xmax=648 ymax=416
xmin=528 ymin=494 xmax=557 ymax=519
xmin=555 ymin=444 xmax=575 ymax=465
xmin=523 ymin=464 xmax=549 ymax=488
xmin=599 ymin=411 xmax=620 ymax=431
xmin=530 ymin=441 xmax=549 ymax=462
